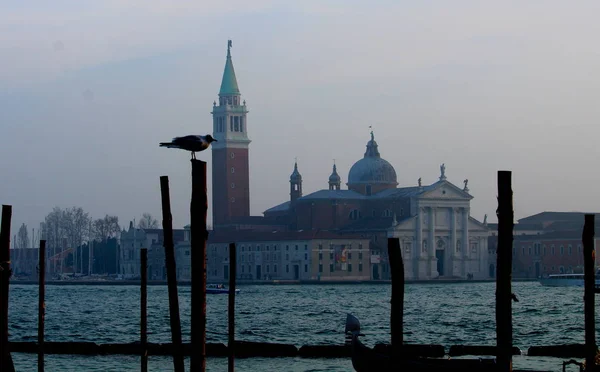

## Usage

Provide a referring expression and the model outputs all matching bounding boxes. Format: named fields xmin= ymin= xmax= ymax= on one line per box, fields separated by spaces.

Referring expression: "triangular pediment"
xmin=419 ymin=181 xmax=473 ymax=200
xmin=469 ymin=216 xmax=490 ymax=232
xmin=388 ymin=216 xmax=417 ymax=233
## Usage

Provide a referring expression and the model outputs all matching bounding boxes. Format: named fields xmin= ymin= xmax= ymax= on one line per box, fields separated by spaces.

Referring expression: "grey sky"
xmin=2 ymin=1 xmax=600 ymax=236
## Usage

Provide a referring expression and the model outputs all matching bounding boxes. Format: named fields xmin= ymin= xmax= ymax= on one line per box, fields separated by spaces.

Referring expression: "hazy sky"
xmin=2 ymin=1 xmax=600 ymax=237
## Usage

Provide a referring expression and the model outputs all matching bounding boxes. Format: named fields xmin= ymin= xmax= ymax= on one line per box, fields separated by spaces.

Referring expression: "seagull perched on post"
xmin=159 ymin=135 xmax=217 ymax=159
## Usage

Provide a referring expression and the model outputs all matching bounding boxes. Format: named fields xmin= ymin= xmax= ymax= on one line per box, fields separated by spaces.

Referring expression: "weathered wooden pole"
xmin=38 ymin=240 xmax=46 ymax=372
xmin=228 ymin=242 xmax=237 ymax=372
xmin=0 ymin=205 xmax=15 ymax=372
xmin=190 ymin=159 xmax=208 ymax=372
xmin=160 ymin=176 xmax=185 ymax=372
xmin=583 ymin=214 xmax=596 ymax=371
xmin=387 ymin=237 xmax=404 ymax=363
xmin=496 ymin=171 xmax=513 ymax=371
xmin=140 ymin=248 xmax=148 ymax=372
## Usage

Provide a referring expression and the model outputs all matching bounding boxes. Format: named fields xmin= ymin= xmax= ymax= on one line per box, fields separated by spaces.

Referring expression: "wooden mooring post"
xmin=160 ymin=176 xmax=185 ymax=372
xmin=0 ymin=205 xmax=15 ymax=372
xmin=387 ymin=238 xmax=404 ymax=363
xmin=141 ymin=248 xmax=148 ymax=372
xmin=228 ymin=242 xmax=237 ymax=372
xmin=190 ymin=159 xmax=208 ymax=371
xmin=38 ymin=240 xmax=46 ymax=372
xmin=583 ymin=214 xmax=596 ymax=371
xmin=496 ymin=171 xmax=514 ymax=371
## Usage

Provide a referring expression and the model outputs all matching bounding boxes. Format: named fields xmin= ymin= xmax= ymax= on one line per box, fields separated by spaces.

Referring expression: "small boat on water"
xmin=206 ymin=284 xmax=240 ymax=294
xmin=539 ymin=268 xmax=600 ymax=287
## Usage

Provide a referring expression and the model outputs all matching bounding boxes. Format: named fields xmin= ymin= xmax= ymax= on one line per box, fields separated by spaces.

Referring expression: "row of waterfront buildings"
xmin=12 ymin=211 xmax=599 ymax=282
xmin=10 ymin=41 xmax=599 ymax=282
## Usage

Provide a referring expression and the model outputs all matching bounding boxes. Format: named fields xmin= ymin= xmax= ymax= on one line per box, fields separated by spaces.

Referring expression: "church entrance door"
xmin=535 ymin=262 xmax=540 ymax=278
xmin=436 ymin=250 xmax=444 ymax=276
xmin=256 ymin=265 xmax=261 ymax=280
xmin=294 ymin=265 xmax=300 ymax=280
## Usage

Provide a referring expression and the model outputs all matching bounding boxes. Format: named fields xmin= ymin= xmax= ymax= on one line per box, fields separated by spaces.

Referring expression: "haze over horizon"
xmin=2 ymin=1 xmax=600 ymax=238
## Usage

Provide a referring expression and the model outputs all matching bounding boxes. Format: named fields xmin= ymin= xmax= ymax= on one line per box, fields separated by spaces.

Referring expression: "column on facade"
xmin=450 ymin=207 xmax=457 ymax=276
xmin=428 ymin=207 xmax=436 ymax=258
xmin=428 ymin=207 xmax=436 ymax=278
xmin=415 ymin=207 xmax=423 ymax=279
xmin=462 ymin=207 xmax=470 ymax=277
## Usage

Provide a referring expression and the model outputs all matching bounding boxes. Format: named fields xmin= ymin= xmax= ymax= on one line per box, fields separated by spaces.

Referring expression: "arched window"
xmin=456 ymin=240 xmax=461 ymax=253
xmin=382 ymin=209 xmax=393 ymax=218
xmin=349 ymin=210 xmax=361 ymax=220
xmin=422 ymin=239 xmax=428 ymax=253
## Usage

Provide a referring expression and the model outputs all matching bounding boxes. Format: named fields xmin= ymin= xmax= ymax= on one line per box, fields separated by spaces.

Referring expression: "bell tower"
xmin=211 ymin=40 xmax=251 ymax=227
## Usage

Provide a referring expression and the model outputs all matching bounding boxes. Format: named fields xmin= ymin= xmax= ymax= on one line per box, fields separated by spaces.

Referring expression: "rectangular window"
xmin=348 ymin=252 xmax=352 ymax=259
xmin=266 ymin=265 xmax=270 ymax=273
xmin=319 ymin=253 xmax=323 ymax=260
xmin=234 ymin=116 xmax=239 ymax=131
xmin=359 ymin=252 xmax=363 ymax=260
xmin=348 ymin=264 xmax=352 ymax=272
xmin=242 ymin=266 xmax=245 ymax=273
xmin=274 ymin=265 xmax=277 ymax=273
xmin=319 ymin=264 xmax=323 ymax=273
xmin=330 ymin=264 xmax=334 ymax=272
xmin=304 ymin=253 xmax=308 ymax=260
xmin=319 ymin=244 xmax=323 ymax=250
xmin=286 ymin=265 xmax=289 ymax=273
xmin=230 ymin=116 xmax=233 ymax=131
xmin=304 ymin=245 xmax=308 ymax=250
xmin=304 ymin=264 xmax=308 ymax=273
xmin=568 ymin=245 xmax=572 ymax=255
xmin=295 ymin=245 xmax=298 ymax=251
xmin=359 ymin=243 xmax=363 ymax=250
xmin=359 ymin=263 xmax=363 ymax=272
xmin=240 ymin=117 xmax=244 ymax=132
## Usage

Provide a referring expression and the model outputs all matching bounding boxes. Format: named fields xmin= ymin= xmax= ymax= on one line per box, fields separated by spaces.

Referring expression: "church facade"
xmin=264 ymin=134 xmax=490 ymax=280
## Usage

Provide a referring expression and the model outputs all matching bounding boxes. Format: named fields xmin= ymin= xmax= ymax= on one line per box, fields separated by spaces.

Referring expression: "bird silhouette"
xmin=160 ymin=135 xmax=217 ymax=159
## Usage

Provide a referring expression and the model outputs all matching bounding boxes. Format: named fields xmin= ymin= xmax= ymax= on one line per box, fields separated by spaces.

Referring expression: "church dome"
xmin=347 ymin=132 xmax=398 ymax=187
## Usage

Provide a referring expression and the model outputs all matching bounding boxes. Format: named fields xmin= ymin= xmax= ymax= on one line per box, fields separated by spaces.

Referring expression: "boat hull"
xmin=206 ymin=288 xmax=240 ymax=294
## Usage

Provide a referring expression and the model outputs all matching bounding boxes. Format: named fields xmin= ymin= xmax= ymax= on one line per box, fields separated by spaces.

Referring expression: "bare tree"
xmin=63 ymin=207 xmax=91 ymax=274
xmin=138 ymin=213 xmax=158 ymax=230
xmin=93 ymin=215 xmax=121 ymax=242
xmin=17 ymin=223 xmax=29 ymax=249
xmin=44 ymin=207 xmax=67 ymax=273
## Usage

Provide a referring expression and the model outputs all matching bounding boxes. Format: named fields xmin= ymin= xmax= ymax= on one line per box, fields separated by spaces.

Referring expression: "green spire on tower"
xmin=219 ymin=40 xmax=240 ymax=96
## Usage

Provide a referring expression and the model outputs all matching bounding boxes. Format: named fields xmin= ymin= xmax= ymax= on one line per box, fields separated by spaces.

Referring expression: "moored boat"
xmin=539 ymin=269 xmax=600 ymax=287
xmin=206 ymin=284 xmax=240 ymax=294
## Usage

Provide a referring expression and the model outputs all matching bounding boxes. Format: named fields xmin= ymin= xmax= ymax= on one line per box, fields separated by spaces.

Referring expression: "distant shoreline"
xmin=10 ymin=278 xmax=540 ymax=286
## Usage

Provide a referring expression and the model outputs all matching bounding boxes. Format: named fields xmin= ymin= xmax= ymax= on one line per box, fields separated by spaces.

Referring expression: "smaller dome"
xmin=290 ymin=162 xmax=302 ymax=183
xmin=329 ymin=164 xmax=341 ymax=183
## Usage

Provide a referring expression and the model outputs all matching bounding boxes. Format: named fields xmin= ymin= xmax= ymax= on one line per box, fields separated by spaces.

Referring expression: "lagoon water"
xmin=7 ymin=282 xmax=594 ymax=371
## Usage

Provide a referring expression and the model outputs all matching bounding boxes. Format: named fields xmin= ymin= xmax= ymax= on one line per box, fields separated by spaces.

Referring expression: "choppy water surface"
xmin=7 ymin=282 xmax=594 ymax=371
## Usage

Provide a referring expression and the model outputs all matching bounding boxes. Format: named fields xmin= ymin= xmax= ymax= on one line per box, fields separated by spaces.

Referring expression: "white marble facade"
xmin=388 ymin=180 xmax=489 ymax=280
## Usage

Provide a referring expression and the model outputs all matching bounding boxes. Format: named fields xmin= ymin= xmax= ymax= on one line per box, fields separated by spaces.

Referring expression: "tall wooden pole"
xmin=38 ymin=240 xmax=46 ymax=372
xmin=140 ymin=248 xmax=148 ymax=372
xmin=387 ymin=238 xmax=404 ymax=364
xmin=496 ymin=171 xmax=513 ymax=371
xmin=228 ymin=242 xmax=237 ymax=372
xmin=190 ymin=159 xmax=208 ymax=372
xmin=0 ymin=205 xmax=15 ymax=372
xmin=583 ymin=214 xmax=596 ymax=370
xmin=160 ymin=176 xmax=185 ymax=372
